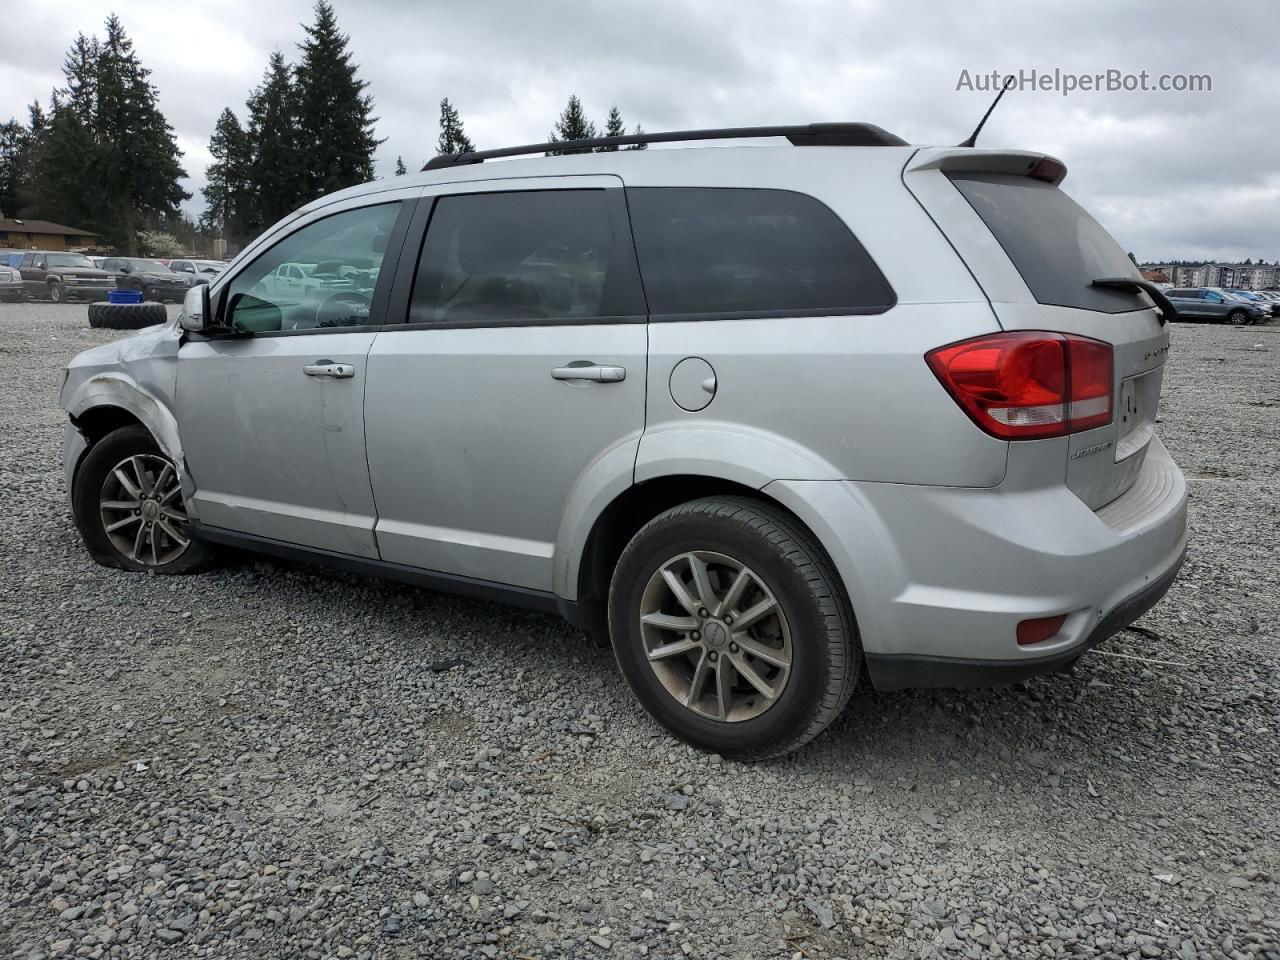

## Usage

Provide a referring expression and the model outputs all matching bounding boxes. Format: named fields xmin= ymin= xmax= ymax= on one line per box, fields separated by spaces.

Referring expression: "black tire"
xmin=608 ymin=496 xmax=859 ymax=760
xmin=72 ymin=425 xmax=211 ymax=574
xmin=1227 ymin=309 xmax=1248 ymax=326
xmin=87 ymin=301 xmax=168 ymax=330
xmin=143 ymin=285 xmax=157 ymax=302
xmin=48 ymin=281 xmax=65 ymax=303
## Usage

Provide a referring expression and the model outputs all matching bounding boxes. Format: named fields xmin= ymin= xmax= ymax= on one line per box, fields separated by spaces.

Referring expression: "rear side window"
xmin=626 ymin=187 xmax=895 ymax=319
xmin=410 ymin=190 xmax=645 ymax=325
xmin=949 ymin=173 xmax=1145 ymax=314
xmin=1168 ymin=289 xmax=1199 ymax=299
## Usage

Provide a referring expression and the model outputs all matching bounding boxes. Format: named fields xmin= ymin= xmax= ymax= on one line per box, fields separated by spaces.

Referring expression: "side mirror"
xmin=180 ymin=282 xmax=211 ymax=332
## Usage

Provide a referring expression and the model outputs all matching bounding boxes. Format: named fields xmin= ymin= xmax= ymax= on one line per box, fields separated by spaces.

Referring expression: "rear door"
xmin=364 ymin=176 xmax=648 ymax=592
xmin=905 ymin=150 xmax=1170 ymax=509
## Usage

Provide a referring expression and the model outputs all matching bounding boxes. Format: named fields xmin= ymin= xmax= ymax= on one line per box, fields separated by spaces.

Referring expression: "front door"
xmin=364 ymin=178 xmax=648 ymax=592
xmin=176 ymin=196 xmax=414 ymax=558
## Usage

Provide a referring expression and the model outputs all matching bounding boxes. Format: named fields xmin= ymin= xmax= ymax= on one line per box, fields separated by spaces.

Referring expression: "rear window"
xmin=626 ymin=187 xmax=895 ymax=319
xmin=948 ymin=173 xmax=1145 ymax=314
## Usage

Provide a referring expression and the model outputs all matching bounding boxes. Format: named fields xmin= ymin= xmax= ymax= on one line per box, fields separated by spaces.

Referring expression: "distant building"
xmin=1143 ymin=262 xmax=1280 ymax=290
xmin=0 ymin=218 xmax=98 ymax=251
xmin=1141 ymin=268 xmax=1169 ymax=283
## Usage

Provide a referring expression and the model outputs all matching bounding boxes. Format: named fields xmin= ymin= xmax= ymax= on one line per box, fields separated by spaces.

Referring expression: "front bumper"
xmin=139 ymin=281 xmax=191 ymax=299
xmin=63 ymin=423 xmax=88 ymax=511
xmin=764 ymin=435 xmax=1188 ymax=691
xmin=61 ymin=282 xmax=114 ymax=300
xmin=0 ymin=280 xmax=25 ymax=300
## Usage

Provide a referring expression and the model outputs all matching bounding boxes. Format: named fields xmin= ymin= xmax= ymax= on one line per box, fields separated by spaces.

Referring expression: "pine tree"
xmin=93 ymin=15 xmax=189 ymax=253
xmin=394 ymin=155 xmax=407 ymax=176
xmin=547 ymin=95 xmax=597 ymax=155
xmin=30 ymin=105 xmax=98 ymax=229
xmin=596 ymin=106 xmax=625 ymax=151
xmin=202 ymin=108 xmax=253 ymax=242
xmin=627 ymin=125 xmax=647 ymax=151
xmin=246 ymin=51 xmax=301 ymax=233
xmin=61 ymin=34 xmax=100 ymax=125
xmin=0 ymin=120 xmax=28 ymax=217
xmin=437 ymin=98 xmax=475 ymax=155
xmin=293 ymin=1 xmax=381 ymax=199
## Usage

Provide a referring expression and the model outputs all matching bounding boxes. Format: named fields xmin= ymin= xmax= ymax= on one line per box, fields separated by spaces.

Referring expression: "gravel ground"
xmin=1 ymin=301 xmax=1277 ymax=960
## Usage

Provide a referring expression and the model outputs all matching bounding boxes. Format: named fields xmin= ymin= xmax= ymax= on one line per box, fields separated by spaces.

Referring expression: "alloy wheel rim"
xmin=99 ymin=454 xmax=191 ymax=566
xmin=638 ymin=551 xmax=792 ymax=722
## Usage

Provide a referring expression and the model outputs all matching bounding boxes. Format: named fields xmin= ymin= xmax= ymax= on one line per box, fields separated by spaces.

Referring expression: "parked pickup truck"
xmin=19 ymin=251 xmax=113 ymax=302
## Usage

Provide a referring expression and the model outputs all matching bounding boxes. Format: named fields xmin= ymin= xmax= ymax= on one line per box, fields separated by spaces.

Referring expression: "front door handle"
xmin=303 ymin=361 xmax=355 ymax=379
xmin=550 ymin=364 xmax=626 ymax=383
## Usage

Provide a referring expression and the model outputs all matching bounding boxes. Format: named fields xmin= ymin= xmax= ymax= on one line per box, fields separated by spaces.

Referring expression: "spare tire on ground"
xmin=87 ymin=301 xmax=169 ymax=331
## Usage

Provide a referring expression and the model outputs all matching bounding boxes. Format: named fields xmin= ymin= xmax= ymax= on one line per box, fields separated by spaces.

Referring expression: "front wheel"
xmin=608 ymin=497 xmax=859 ymax=760
xmin=48 ymin=281 xmax=65 ymax=303
xmin=72 ymin=425 xmax=211 ymax=574
xmin=1228 ymin=309 xmax=1248 ymax=326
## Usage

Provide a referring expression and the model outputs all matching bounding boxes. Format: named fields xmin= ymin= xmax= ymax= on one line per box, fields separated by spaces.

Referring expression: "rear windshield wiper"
xmin=1091 ymin=277 xmax=1175 ymax=325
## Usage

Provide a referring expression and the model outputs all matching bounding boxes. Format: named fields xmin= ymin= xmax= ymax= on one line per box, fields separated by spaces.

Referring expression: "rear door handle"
xmin=303 ymin=361 xmax=355 ymax=378
xmin=550 ymin=364 xmax=626 ymax=383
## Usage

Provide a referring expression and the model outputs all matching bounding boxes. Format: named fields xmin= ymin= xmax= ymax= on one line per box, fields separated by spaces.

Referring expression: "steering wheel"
xmin=315 ymin=291 xmax=372 ymax=328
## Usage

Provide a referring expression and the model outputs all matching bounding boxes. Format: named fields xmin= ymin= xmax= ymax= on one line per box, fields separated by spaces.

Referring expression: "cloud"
xmin=1 ymin=0 xmax=1276 ymax=260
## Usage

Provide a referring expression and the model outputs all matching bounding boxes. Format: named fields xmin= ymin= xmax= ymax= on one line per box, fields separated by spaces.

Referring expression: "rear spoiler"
xmin=904 ymin=148 xmax=1067 ymax=186
xmin=1092 ymin=277 xmax=1176 ymax=325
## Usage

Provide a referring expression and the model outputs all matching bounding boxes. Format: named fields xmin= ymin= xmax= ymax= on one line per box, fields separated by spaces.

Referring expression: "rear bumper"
xmin=763 ymin=435 xmax=1188 ymax=690
xmin=864 ymin=543 xmax=1185 ymax=689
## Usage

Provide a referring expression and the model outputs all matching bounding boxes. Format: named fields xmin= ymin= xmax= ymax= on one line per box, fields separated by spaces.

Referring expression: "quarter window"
xmin=625 ymin=187 xmax=896 ymax=318
xmin=221 ymin=202 xmax=400 ymax=333
xmin=409 ymin=190 xmax=644 ymax=325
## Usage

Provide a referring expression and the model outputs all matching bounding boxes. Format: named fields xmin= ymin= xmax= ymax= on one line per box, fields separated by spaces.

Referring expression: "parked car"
xmin=18 ymin=251 xmax=113 ymax=302
xmin=1223 ymin=288 xmax=1279 ymax=318
xmin=1164 ymin=287 xmax=1266 ymax=325
xmin=169 ymin=259 xmax=225 ymax=284
xmin=0 ymin=263 xmax=26 ymax=301
xmin=101 ymin=257 xmax=195 ymax=302
xmin=59 ymin=124 xmax=1186 ymax=758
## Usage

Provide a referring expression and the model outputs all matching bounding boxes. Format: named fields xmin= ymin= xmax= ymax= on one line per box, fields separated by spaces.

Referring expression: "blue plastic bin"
xmin=108 ymin=289 xmax=143 ymax=304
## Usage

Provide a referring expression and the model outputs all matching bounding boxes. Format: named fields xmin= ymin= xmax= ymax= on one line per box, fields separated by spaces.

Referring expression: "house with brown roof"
xmin=0 ymin=218 xmax=98 ymax=251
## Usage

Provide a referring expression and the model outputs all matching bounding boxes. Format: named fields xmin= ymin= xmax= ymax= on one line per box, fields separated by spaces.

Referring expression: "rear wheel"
xmin=72 ymin=425 xmax=211 ymax=574
xmin=608 ymin=497 xmax=859 ymax=759
xmin=48 ymin=281 xmax=65 ymax=303
xmin=1228 ymin=309 xmax=1248 ymax=326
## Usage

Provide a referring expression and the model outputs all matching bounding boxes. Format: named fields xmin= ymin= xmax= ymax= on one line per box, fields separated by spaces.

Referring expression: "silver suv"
xmin=60 ymin=124 xmax=1187 ymax=758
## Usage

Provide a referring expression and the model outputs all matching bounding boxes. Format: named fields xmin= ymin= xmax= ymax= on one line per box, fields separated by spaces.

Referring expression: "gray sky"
xmin=3 ymin=0 xmax=1278 ymax=262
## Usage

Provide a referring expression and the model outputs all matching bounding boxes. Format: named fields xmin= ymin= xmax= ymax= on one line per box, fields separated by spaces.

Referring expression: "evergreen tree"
xmin=246 ymin=51 xmax=301 ymax=232
xmin=394 ymin=155 xmax=407 ymax=176
xmin=202 ymin=107 xmax=253 ymax=242
xmin=596 ymin=106 xmax=625 ymax=151
xmin=437 ymin=98 xmax=475 ymax=155
xmin=30 ymin=105 xmax=98 ymax=229
xmin=62 ymin=34 xmax=100 ymax=125
xmin=293 ymin=1 xmax=381 ymax=198
xmin=547 ymin=95 xmax=597 ymax=155
xmin=0 ymin=120 xmax=28 ymax=217
xmin=92 ymin=15 xmax=189 ymax=253
xmin=627 ymin=125 xmax=647 ymax=150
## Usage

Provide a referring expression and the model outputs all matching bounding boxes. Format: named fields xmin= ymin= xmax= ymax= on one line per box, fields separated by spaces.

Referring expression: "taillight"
xmin=925 ymin=332 xmax=1113 ymax=440
xmin=1017 ymin=614 xmax=1067 ymax=646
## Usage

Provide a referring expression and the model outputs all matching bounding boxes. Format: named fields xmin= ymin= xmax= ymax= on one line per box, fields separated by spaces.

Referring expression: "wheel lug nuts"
xmin=724 ymin=614 xmax=734 ymax=625
xmin=709 ymin=651 xmax=718 ymax=662
xmin=690 ymin=631 xmax=701 ymax=641
xmin=729 ymin=642 xmax=739 ymax=653
xmin=698 ymin=608 xmax=709 ymax=618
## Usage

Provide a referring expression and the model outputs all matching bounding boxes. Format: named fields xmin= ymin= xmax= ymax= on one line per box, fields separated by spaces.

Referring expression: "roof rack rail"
xmin=421 ymin=122 xmax=908 ymax=171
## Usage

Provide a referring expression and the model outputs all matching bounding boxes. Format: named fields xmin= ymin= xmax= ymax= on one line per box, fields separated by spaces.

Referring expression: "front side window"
xmin=222 ymin=202 xmax=400 ymax=333
xmin=409 ymin=189 xmax=643 ymax=325
xmin=626 ymin=187 xmax=896 ymax=318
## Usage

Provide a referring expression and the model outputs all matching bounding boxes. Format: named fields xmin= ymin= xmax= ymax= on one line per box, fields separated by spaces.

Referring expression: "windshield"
xmin=47 ymin=253 xmax=94 ymax=268
xmin=127 ymin=259 xmax=171 ymax=272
